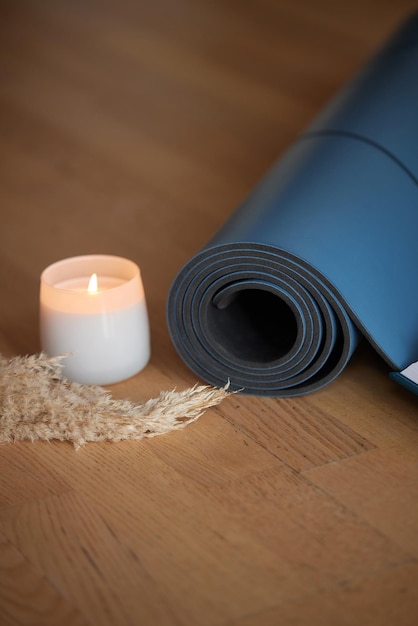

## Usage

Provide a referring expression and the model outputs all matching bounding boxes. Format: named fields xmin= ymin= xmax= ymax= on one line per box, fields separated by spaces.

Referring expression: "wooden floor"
xmin=1 ymin=0 xmax=418 ymax=624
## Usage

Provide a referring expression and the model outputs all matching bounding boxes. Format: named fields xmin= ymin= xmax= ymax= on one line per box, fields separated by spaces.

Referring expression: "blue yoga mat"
xmin=167 ymin=14 xmax=418 ymax=397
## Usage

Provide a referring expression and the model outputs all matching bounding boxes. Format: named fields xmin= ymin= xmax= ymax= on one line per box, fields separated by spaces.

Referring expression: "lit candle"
xmin=40 ymin=255 xmax=150 ymax=385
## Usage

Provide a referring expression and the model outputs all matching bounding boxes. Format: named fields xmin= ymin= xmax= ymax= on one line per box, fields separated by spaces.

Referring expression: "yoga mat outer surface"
xmin=167 ymin=14 xmax=418 ymax=397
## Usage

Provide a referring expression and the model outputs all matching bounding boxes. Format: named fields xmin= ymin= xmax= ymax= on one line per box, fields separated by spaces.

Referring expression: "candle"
xmin=40 ymin=255 xmax=150 ymax=385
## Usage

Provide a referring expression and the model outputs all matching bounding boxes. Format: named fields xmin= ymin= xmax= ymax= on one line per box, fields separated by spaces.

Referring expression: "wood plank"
xmin=308 ymin=345 xmax=418 ymax=448
xmin=0 ymin=418 xmax=410 ymax=625
xmin=0 ymin=531 xmax=87 ymax=626
xmin=226 ymin=561 xmax=418 ymax=626
xmin=0 ymin=448 xmax=70 ymax=509
xmin=0 ymin=493 xmax=177 ymax=626
xmin=0 ymin=425 xmax=307 ymax=626
xmin=205 ymin=464 xmax=409 ymax=584
xmin=220 ymin=393 xmax=375 ymax=471
xmin=304 ymin=444 xmax=418 ymax=558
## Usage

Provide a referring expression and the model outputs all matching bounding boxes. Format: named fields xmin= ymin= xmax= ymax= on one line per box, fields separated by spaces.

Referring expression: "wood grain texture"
xmin=0 ymin=532 xmax=87 ymax=626
xmin=1 ymin=0 xmax=418 ymax=624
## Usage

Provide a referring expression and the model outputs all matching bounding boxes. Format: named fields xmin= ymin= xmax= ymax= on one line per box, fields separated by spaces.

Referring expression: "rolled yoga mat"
xmin=167 ymin=14 xmax=418 ymax=397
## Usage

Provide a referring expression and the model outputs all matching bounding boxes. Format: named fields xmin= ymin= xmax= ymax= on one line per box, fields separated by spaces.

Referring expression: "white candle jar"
xmin=40 ymin=255 xmax=150 ymax=385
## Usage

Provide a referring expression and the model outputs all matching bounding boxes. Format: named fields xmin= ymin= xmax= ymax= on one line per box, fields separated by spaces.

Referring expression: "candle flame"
xmin=88 ymin=273 xmax=98 ymax=293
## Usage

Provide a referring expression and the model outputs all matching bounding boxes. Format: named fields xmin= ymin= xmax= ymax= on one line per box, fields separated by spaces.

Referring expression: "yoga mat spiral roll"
xmin=167 ymin=14 xmax=418 ymax=397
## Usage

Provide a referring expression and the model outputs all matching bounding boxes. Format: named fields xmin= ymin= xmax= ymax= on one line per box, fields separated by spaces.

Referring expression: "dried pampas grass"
xmin=0 ymin=353 xmax=230 ymax=449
